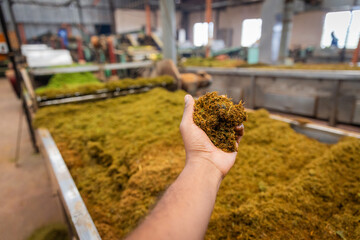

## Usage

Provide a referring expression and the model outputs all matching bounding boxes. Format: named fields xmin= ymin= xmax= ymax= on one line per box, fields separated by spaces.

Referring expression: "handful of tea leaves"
xmin=193 ymin=92 xmax=247 ymax=152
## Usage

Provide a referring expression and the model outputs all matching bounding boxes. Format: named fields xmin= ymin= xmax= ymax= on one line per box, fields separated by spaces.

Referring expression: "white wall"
xmin=186 ymin=6 xmax=328 ymax=49
xmin=290 ymin=11 xmax=326 ymax=48
xmin=2 ymin=0 xmax=111 ymax=39
xmin=187 ymin=11 xmax=205 ymax=44
xmin=115 ymin=9 xmax=158 ymax=33
xmin=187 ymin=4 xmax=262 ymax=47
xmin=114 ymin=9 xmax=181 ymax=41
xmin=218 ymin=4 xmax=262 ymax=47
xmin=115 ymin=9 xmax=146 ymax=33
xmin=113 ymin=4 xmax=346 ymax=50
xmin=156 ymin=11 xmax=182 ymax=34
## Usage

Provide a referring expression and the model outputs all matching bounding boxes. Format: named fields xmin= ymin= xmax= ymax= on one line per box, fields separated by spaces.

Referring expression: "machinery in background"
xmin=178 ymin=43 xmax=247 ymax=60
xmin=114 ymin=32 xmax=162 ymax=62
xmin=289 ymin=45 xmax=360 ymax=64
xmin=23 ymin=28 xmax=164 ymax=65
xmin=180 ymin=71 xmax=212 ymax=96
xmin=149 ymin=59 xmax=212 ymax=96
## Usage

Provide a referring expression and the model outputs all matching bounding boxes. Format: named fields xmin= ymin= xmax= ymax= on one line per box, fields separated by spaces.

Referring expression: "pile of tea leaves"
xmin=35 ymin=72 xmax=100 ymax=92
xmin=34 ymin=88 xmax=360 ymax=240
xmin=35 ymin=73 xmax=174 ymax=99
xmin=182 ymin=57 xmax=250 ymax=68
xmin=27 ymin=223 xmax=69 ymax=240
xmin=182 ymin=57 xmax=360 ymax=70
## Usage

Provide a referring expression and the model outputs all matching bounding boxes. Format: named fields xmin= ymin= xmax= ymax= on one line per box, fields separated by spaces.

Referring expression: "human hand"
xmin=180 ymin=94 xmax=244 ymax=178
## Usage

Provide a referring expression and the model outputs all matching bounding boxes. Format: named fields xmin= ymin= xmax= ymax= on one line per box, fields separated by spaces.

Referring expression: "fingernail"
xmin=184 ymin=95 xmax=190 ymax=104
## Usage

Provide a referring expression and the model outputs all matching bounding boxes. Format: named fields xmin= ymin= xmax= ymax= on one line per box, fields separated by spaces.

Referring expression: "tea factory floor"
xmin=0 ymin=78 xmax=64 ymax=240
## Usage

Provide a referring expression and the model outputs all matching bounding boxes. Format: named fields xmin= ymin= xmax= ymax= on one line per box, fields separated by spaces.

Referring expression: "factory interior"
xmin=0 ymin=0 xmax=360 ymax=239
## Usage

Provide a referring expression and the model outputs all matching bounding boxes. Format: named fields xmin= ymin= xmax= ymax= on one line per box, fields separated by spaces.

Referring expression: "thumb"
xmin=182 ymin=94 xmax=195 ymax=123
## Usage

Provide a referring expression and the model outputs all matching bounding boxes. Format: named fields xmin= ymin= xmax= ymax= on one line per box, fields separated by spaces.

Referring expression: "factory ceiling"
xmin=8 ymin=0 xmax=359 ymax=12
xmin=114 ymin=0 xmax=264 ymax=11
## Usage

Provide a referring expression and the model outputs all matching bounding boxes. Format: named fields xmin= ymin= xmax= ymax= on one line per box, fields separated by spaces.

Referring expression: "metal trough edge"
xmin=38 ymin=128 xmax=101 ymax=240
xmin=243 ymin=108 xmax=360 ymax=143
xmin=269 ymin=114 xmax=360 ymax=143
xmin=183 ymin=66 xmax=360 ymax=80
xmin=31 ymin=61 xmax=154 ymax=76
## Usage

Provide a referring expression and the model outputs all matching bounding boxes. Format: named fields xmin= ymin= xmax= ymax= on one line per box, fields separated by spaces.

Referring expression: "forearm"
xmin=126 ymin=159 xmax=223 ymax=240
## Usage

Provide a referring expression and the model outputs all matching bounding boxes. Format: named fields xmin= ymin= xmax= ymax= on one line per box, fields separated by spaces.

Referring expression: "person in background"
xmin=126 ymin=95 xmax=244 ymax=240
xmin=331 ymin=31 xmax=338 ymax=48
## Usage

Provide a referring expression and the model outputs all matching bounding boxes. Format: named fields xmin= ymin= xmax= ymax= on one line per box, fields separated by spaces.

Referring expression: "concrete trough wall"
xmin=184 ymin=67 xmax=360 ymax=126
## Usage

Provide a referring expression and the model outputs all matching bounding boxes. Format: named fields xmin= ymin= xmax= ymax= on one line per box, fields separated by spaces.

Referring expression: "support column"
xmin=340 ymin=8 xmax=354 ymax=62
xmin=7 ymin=0 xmax=21 ymax=49
xmin=352 ymin=38 xmax=360 ymax=65
xmin=160 ymin=0 xmax=176 ymax=64
xmin=108 ymin=0 xmax=116 ymax=34
xmin=107 ymin=36 xmax=117 ymax=75
xmin=153 ymin=9 xmax=158 ymax=31
xmin=17 ymin=23 xmax=26 ymax=44
xmin=259 ymin=0 xmax=283 ymax=64
xmin=205 ymin=0 xmax=212 ymax=58
xmin=214 ymin=9 xmax=220 ymax=41
xmin=76 ymin=0 xmax=84 ymax=36
xmin=180 ymin=11 xmax=189 ymax=40
xmin=77 ymin=37 xmax=84 ymax=61
xmin=145 ymin=2 xmax=151 ymax=36
xmin=278 ymin=0 xmax=294 ymax=64
xmin=66 ymin=24 xmax=72 ymax=37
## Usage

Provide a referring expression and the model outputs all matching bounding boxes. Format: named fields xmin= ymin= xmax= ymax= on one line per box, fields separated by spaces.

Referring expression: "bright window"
xmin=178 ymin=29 xmax=186 ymax=43
xmin=321 ymin=10 xmax=360 ymax=49
xmin=241 ymin=19 xmax=262 ymax=47
xmin=193 ymin=22 xmax=213 ymax=47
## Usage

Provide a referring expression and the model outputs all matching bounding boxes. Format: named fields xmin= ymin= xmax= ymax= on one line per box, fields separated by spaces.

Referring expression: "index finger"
xmin=235 ymin=124 xmax=244 ymax=144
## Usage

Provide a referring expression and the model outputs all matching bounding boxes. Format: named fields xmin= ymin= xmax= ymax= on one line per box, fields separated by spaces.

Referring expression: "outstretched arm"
xmin=126 ymin=95 xmax=244 ymax=240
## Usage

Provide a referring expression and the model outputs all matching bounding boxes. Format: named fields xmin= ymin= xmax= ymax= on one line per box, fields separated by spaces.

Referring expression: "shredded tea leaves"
xmin=34 ymin=88 xmax=360 ymax=240
xmin=27 ymin=223 xmax=69 ymax=240
xmin=193 ymin=92 xmax=247 ymax=152
xmin=35 ymin=72 xmax=100 ymax=92
xmin=35 ymin=74 xmax=174 ymax=99
xmin=182 ymin=57 xmax=360 ymax=70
